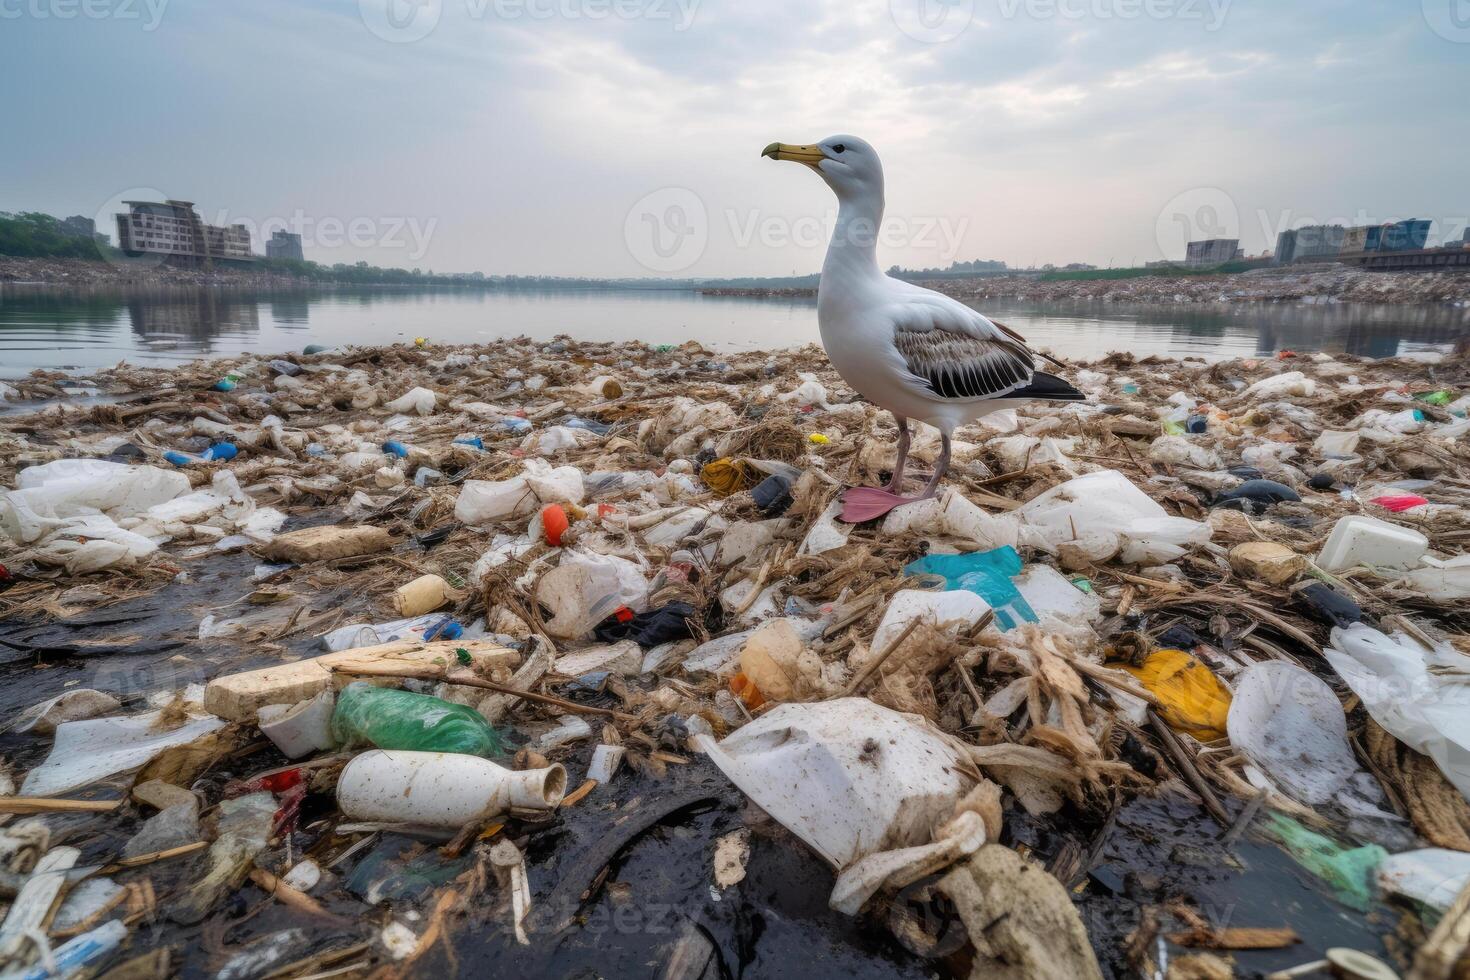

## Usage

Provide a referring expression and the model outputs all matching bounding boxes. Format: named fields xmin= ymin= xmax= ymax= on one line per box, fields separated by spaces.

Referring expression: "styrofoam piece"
xmin=337 ymin=750 xmax=566 ymax=828
xmin=872 ymin=589 xmax=990 ymax=652
xmin=555 ymin=641 xmax=644 ymax=677
xmin=1226 ymin=662 xmax=1359 ymax=805
xmin=1316 ymin=515 xmax=1428 ymax=572
xmin=19 ymin=710 xmax=226 ymax=798
xmin=1377 ymin=848 xmax=1470 ymax=912
xmin=535 ymin=715 xmax=593 ymax=752
xmin=257 ymin=690 xmax=336 ymax=760
xmin=693 ymin=699 xmax=975 ymax=910
xmin=1326 ymin=623 xmax=1470 ymax=804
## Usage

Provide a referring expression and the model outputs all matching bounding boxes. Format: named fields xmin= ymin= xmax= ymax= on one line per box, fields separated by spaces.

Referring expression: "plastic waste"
xmin=540 ymin=504 xmax=570 ymax=546
xmin=563 ymin=416 xmax=612 ymax=435
xmin=122 ymin=799 xmax=201 ymax=859
xmin=1213 ymin=479 xmax=1300 ymax=509
xmin=163 ymin=442 xmax=238 ymax=467
xmin=1315 ymin=430 xmax=1361 ymax=456
xmin=330 ymin=682 xmax=502 ymax=756
xmin=1405 ymin=554 xmax=1470 ymax=601
xmin=1120 ymin=649 xmax=1231 ymax=741
xmin=904 ymin=547 xmax=1037 ymax=630
xmin=1265 ymin=812 xmax=1386 ymax=910
xmin=393 ymin=573 xmax=451 ymax=617
xmin=383 ymin=386 xmax=437 ymax=416
xmin=12 ymin=689 xmax=121 ymax=734
xmin=1298 ymin=582 xmax=1363 ymax=628
xmin=693 ymin=699 xmax=978 ymax=913
xmin=453 ymin=435 xmax=485 ymax=449
xmin=1377 ymin=848 xmax=1470 ymax=912
xmin=337 ymin=750 xmax=566 ymax=828
xmin=1371 ymin=493 xmax=1428 ymax=513
xmin=594 ymin=601 xmax=698 ymax=648
xmin=172 ymin=792 xmax=277 ymax=924
xmin=19 ymin=708 xmax=225 ymax=798
xmin=493 ymin=417 xmax=533 ymax=436
xmin=750 ymin=473 xmax=794 ymax=515
xmin=1015 ymin=470 xmax=1210 ymax=565
xmin=1316 ymin=515 xmax=1428 ymax=572
xmin=257 ymin=690 xmax=336 ymax=759
xmin=872 ymin=589 xmax=990 ymax=652
xmin=320 ymin=613 xmax=463 ymax=651
xmin=700 ymin=458 xmax=760 ymax=497
xmin=11 ymin=920 xmax=128 ymax=980
xmin=1 ymin=459 xmax=190 ymax=545
xmin=537 ymin=550 xmax=649 ymax=640
xmin=1227 ymin=662 xmax=1360 ymax=805
xmin=1325 ymin=623 xmax=1470 ymax=804
xmin=729 ymin=619 xmax=814 ymax=707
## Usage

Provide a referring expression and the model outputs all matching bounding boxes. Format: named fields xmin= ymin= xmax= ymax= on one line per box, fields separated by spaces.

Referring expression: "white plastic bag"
xmin=1226 ymin=661 xmax=1359 ymax=805
xmin=1326 ymin=623 xmax=1470 ymax=804
xmin=382 ymin=386 xmax=437 ymax=416
xmin=1 ymin=460 xmax=189 ymax=544
xmin=1016 ymin=470 xmax=1210 ymax=565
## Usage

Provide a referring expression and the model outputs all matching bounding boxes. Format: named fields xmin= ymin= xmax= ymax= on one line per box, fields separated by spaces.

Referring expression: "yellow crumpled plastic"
xmin=1118 ymin=648 xmax=1232 ymax=742
xmin=699 ymin=457 xmax=760 ymax=497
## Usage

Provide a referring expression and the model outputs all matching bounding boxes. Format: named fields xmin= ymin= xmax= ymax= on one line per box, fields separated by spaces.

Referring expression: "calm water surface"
xmin=2 ymin=285 xmax=1467 ymax=379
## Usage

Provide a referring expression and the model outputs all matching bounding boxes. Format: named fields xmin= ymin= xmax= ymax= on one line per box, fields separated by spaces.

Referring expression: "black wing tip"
xmin=1001 ymin=371 xmax=1087 ymax=402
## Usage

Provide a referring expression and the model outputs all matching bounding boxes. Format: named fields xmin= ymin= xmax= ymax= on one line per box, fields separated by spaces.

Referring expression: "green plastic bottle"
xmin=330 ymin=682 xmax=502 ymax=757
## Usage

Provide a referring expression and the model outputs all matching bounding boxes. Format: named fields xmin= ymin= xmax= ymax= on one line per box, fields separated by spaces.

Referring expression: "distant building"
xmin=1274 ymin=225 xmax=1346 ymax=265
xmin=1342 ymin=219 xmax=1431 ymax=254
xmin=115 ymin=200 xmax=253 ymax=264
xmin=1185 ymin=238 xmax=1242 ymax=268
xmin=266 ymin=229 xmax=304 ymax=262
xmin=59 ymin=215 xmax=97 ymax=239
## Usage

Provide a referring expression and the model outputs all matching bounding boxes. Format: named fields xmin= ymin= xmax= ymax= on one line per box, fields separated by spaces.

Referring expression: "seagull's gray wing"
xmin=886 ymin=292 xmax=1036 ymax=403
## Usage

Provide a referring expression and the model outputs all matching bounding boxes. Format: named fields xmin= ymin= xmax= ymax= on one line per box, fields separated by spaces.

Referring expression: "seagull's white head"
xmin=762 ymin=135 xmax=883 ymax=205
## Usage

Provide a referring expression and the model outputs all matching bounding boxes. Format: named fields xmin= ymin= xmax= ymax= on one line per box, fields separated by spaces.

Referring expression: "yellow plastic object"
xmin=700 ymin=457 xmax=759 ymax=497
xmin=808 ymin=433 xmax=829 ymax=444
xmin=1118 ymin=649 xmax=1231 ymax=741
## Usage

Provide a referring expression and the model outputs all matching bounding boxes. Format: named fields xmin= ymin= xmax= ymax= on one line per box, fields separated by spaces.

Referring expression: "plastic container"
xmin=1316 ymin=515 xmax=1428 ymax=572
xmin=163 ymin=442 xmax=238 ymax=467
xmin=330 ymin=682 xmax=502 ymax=756
xmin=904 ymin=547 xmax=1036 ymax=630
xmin=540 ymin=504 xmax=570 ymax=546
xmin=393 ymin=573 xmax=451 ymax=616
xmin=337 ymin=750 xmax=566 ymax=828
xmin=258 ymin=690 xmax=336 ymax=759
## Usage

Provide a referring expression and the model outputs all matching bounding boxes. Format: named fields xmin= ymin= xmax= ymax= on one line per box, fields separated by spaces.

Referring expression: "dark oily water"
xmin=2 ymin=284 xmax=1468 ymax=378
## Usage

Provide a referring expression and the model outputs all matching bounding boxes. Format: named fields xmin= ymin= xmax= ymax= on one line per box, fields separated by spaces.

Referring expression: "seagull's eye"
xmin=831 ymin=143 xmax=846 ymax=154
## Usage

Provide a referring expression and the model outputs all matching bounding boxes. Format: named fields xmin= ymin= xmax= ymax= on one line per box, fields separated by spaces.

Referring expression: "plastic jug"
xmin=330 ymin=682 xmax=502 ymax=756
xmin=1316 ymin=515 xmax=1428 ymax=572
xmin=904 ymin=547 xmax=1037 ymax=630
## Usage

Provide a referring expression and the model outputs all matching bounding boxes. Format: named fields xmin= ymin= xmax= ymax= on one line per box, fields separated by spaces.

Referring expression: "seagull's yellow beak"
xmin=761 ymin=142 xmax=825 ymax=169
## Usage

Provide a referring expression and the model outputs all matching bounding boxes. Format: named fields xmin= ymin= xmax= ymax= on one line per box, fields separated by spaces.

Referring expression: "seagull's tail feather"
xmin=1002 ymin=371 xmax=1086 ymax=402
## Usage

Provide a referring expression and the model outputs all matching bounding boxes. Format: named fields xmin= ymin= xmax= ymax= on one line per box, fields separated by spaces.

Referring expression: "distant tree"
xmin=0 ymin=212 xmax=108 ymax=259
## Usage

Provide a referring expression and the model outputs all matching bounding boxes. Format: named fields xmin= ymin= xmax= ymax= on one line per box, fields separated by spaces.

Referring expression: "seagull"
xmin=763 ymin=135 xmax=1085 ymax=523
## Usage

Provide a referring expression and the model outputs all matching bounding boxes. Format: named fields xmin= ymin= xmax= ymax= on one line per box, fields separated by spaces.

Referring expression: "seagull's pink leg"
xmin=840 ymin=433 xmax=952 ymax=523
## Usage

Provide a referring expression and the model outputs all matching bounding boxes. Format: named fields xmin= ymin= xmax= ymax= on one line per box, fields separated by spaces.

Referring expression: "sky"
xmin=3 ymin=0 xmax=1468 ymax=277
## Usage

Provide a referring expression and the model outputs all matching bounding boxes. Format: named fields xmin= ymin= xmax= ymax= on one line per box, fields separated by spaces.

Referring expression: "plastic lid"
xmin=1325 ymin=948 xmax=1399 ymax=980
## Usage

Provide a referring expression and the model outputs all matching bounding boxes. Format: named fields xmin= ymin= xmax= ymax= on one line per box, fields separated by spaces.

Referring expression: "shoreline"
xmin=705 ymin=267 xmax=1470 ymax=307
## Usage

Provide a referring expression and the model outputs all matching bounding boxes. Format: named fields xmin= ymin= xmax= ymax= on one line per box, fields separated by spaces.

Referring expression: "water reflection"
xmin=0 ymin=283 xmax=1467 ymax=378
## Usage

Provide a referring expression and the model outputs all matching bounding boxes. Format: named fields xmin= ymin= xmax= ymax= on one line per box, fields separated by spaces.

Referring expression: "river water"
xmin=2 ymin=284 xmax=1467 ymax=378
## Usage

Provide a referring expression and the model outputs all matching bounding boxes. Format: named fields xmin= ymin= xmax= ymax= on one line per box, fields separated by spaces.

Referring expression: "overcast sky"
xmin=4 ymin=0 xmax=1467 ymax=276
